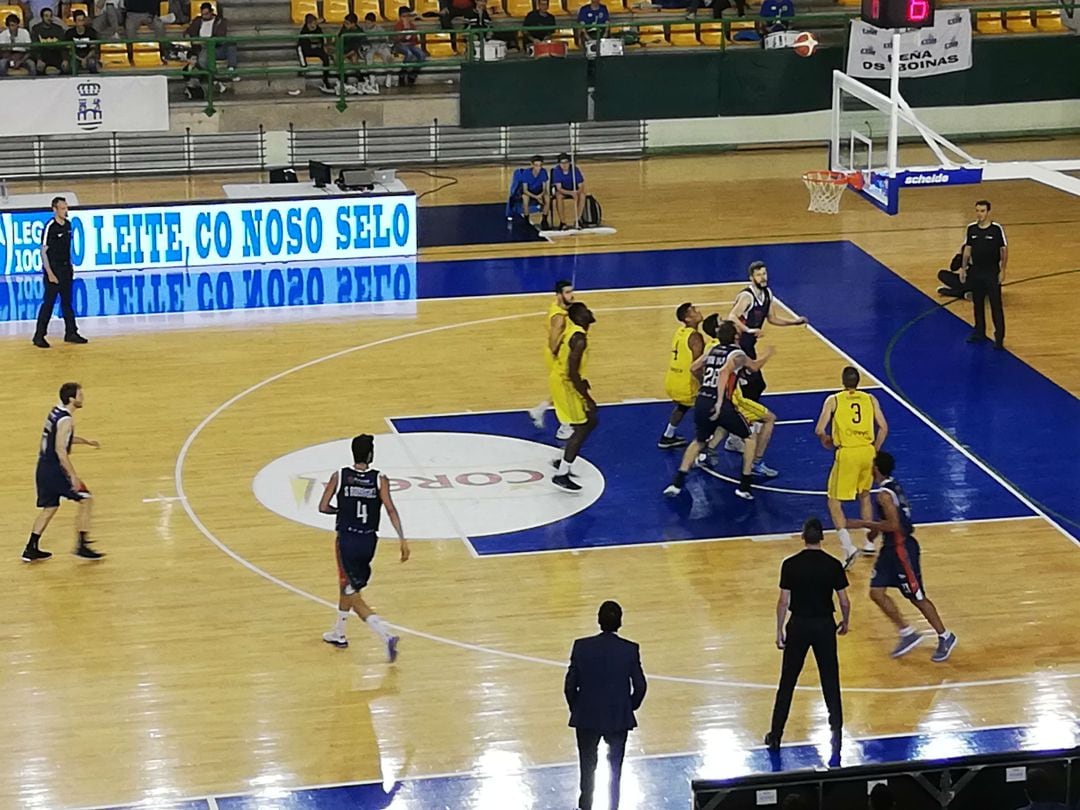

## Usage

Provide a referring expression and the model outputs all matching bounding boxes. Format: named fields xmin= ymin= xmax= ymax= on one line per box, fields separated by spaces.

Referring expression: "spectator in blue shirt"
xmin=520 ymin=155 xmax=551 ymax=228
xmin=758 ymin=0 xmax=794 ymax=34
xmin=551 ymin=152 xmax=586 ymax=228
xmin=575 ymin=0 xmax=609 ymax=46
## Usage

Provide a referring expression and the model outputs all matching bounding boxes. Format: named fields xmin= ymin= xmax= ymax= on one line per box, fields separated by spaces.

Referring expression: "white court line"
xmin=793 ymin=309 xmax=1074 ymax=548
xmin=175 ymin=305 xmax=1079 ymax=696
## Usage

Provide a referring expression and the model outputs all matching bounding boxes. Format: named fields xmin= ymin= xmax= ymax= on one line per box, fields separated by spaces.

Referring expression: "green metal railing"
xmin=19 ymin=3 xmax=1070 ymax=116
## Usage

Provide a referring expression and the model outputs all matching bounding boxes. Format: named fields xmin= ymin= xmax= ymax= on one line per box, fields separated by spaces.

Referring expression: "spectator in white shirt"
xmin=0 ymin=13 xmax=38 ymax=76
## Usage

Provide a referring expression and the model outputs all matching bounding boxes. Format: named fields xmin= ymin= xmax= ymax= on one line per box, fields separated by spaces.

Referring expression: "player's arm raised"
xmin=815 ymin=395 xmax=836 ymax=450
xmin=870 ymin=394 xmax=889 ymax=450
xmin=548 ymin=312 xmax=566 ymax=356
xmin=54 ymin=418 xmax=82 ymax=490
xmin=379 ymin=474 xmax=410 ymax=562
xmin=318 ymin=471 xmax=339 ymax=515
xmin=847 ymin=489 xmax=899 ymax=534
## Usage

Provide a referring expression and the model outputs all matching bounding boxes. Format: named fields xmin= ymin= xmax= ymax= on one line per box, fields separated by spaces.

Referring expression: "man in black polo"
xmin=33 ymin=197 xmax=88 ymax=349
xmin=766 ymin=518 xmax=850 ymax=757
xmin=961 ymin=199 xmax=1008 ymax=350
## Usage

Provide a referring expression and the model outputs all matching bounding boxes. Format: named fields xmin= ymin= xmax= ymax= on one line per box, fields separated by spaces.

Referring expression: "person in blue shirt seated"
xmin=575 ymin=0 xmax=609 ymax=46
xmin=520 ymin=155 xmax=551 ymax=229
xmin=551 ymin=152 xmax=586 ymax=229
xmin=758 ymin=0 xmax=794 ymax=34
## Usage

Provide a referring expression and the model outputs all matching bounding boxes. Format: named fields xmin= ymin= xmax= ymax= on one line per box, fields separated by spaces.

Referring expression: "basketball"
xmin=793 ymin=31 xmax=818 ymax=57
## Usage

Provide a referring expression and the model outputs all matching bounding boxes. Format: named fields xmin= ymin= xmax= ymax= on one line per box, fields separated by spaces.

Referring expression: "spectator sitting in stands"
xmin=185 ymin=3 xmax=238 ymax=85
xmin=392 ymin=7 xmax=425 ymax=86
xmin=868 ymin=783 xmax=895 ymax=810
xmin=23 ymin=0 xmax=55 ymax=25
xmin=31 ymin=7 xmax=64 ymax=74
xmin=1018 ymin=768 xmax=1069 ymax=810
xmin=92 ymin=0 xmax=123 ymax=39
xmin=685 ymin=0 xmax=745 ymax=20
xmin=758 ymin=0 xmax=793 ymax=34
xmin=575 ymin=0 xmax=608 ymax=47
xmin=361 ymin=13 xmax=393 ymax=72
xmin=440 ymin=0 xmax=475 ymax=29
xmin=124 ymin=0 xmax=170 ymax=55
xmin=523 ymin=0 xmax=556 ymax=47
xmin=338 ymin=13 xmax=379 ymax=95
xmin=61 ymin=10 xmax=98 ymax=73
xmin=551 ymin=152 xmax=586 ymax=229
xmin=463 ymin=0 xmax=516 ymax=48
xmin=0 ymin=14 xmax=37 ymax=76
xmin=296 ymin=13 xmax=336 ymax=95
xmin=519 ymin=154 xmax=551 ymax=229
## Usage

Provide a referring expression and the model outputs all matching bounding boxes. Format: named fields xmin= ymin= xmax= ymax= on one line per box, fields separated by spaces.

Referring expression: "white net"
xmin=802 ymin=171 xmax=849 ymax=214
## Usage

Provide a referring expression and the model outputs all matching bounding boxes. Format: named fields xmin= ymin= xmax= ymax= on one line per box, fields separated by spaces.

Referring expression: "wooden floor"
xmin=3 ymin=142 xmax=1080 ymax=809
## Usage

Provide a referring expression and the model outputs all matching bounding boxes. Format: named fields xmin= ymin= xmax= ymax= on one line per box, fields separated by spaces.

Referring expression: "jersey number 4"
xmin=356 ymin=502 xmax=368 ymax=523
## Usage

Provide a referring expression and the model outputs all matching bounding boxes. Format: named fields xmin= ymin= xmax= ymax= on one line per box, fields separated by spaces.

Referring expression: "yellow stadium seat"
xmin=324 ymin=0 xmax=350 ymax=22
xmin=64 ymin=2 xmax=88 ymax=25
xmin=99 ymin=42 xmax=132 ymax=68
xmin=552 ymin=26 xmax=578 ymax=48
xmin=354 ymin=0 xmax=379 ymax=19
xmin=550 ymin=0 xmax=572 ymax=16
xmin=423 ymin=30 xmax=458 ymax=57
xmin=0 ymin=4 xmax=24 ymax=23
xmin=505 ymin=0 xmax=533 ymax=17
xmin=1003 ymin=9 xmax=1036 ymax=32
xmin=132 ymin=41 xmax=163 ymax=66
xmin=636 ymin=23 xmax=670 ymax=46
xmin=698 ymin=20 xmax=722 ymax=45
xmin=974 ymin=11 xmax=1005 ymax=33
xmin=667 ymin=21 xmax=699 ymax=46
xmin=291 ymin=0 xmax=319 ymax=25
xmin=727 ymin=18 xmax=757 ymax=43
xmin=1034 ymin=8 xmax=1067 ymax=31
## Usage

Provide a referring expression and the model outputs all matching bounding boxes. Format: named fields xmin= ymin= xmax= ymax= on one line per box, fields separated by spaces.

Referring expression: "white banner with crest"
xmin=0 ymin=75 xmax=169 ymax=136
xmin=846 ymin=11 xmax=973 ymax=80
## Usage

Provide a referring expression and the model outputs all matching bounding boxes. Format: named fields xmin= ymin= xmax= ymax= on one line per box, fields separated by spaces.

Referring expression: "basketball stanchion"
xmin=801 ymin=170 xmax=863 ymax=214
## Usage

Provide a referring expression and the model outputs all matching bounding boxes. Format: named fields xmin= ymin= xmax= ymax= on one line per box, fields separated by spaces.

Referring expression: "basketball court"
xmin=1 ymin=89 xmax=1080 ymax=809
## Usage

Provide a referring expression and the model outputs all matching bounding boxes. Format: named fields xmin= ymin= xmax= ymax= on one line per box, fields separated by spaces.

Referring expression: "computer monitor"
xmin=308 ymin=160 xmax=332 ymax=188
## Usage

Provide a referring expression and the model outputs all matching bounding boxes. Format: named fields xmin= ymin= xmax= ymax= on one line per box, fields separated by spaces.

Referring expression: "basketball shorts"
xmin=826 ymin=444 xmax=875 ymax=501
xmin=336 ymin=529 xmax=378 ymax=593
xmin=733 ymin=388 xmax=769 ymax=423
xmin=35 ymin=464 xmax=90 ymax=509
xmin=870 ymin=538 xmax=926 ymax=602
xmin=693 ymin=398 xmax=750 ymax=444
xmin=550 ymin=375 xmax=590 ymax=426
xmin=544 ymin=345 xmax=556 ymax=373
xmin=665 ymin=380 xmax=696 ymax=410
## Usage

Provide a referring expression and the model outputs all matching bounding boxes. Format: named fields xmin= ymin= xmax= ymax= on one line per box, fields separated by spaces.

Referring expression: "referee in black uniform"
xmin=33 ymin=196 xmax=88 ymax=349
xmin=766 ymin=518 xmax=850 ymax=755
xmin=961 ymin=199 xmax=1007 ymax=350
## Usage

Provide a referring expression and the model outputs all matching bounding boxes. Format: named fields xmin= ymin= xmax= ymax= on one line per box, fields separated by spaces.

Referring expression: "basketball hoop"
xmin=802 ymin=170 xmax=861 ymax=214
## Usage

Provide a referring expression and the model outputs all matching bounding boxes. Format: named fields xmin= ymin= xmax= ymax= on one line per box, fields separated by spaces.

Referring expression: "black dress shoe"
xmin=966 ymin=333 xmax=987 ymax=344
xmin=993 ymin=341 xmax=1005 ymax=351
xmin=764 ymin=732 xmax=781 ymax=752
xmin=64 ymin=334 xmax=89 ymax=344
xmin=32 ymin=336 xmax=50 ymax=349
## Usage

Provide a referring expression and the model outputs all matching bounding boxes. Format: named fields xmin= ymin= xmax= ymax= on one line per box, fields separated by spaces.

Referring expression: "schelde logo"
xmin=902 ymin=173 xmax=950 ymax=186
xmin=252 ymin=431 xmax=605 ymax=539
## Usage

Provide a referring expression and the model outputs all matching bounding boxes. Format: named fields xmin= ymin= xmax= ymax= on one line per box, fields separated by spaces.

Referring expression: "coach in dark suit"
xmin=564 ymin=600 xmax=647 ymax=810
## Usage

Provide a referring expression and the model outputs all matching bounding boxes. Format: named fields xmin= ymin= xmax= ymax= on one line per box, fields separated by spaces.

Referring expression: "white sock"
xmin=837 ymin=528 xmax=854 ymax=552
xmin=365 ymin=613 xmax=393 ymax=643
xmin=334 ymin=609 xmax=349 ymax=635
xmin=663 ymin=423 xmax=677 ymax=438
xmin=557 ymin=459 xmax=571 ymax=475
xmin=938 ymin=629 xmax=950 ymax=640
xmin=900 ymin=625 xmax=914 ymax=636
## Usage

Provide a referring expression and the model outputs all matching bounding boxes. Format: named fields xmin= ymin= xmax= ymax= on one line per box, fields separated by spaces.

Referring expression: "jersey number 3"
xmin=850 ymin=402 xmax=862 ymax=423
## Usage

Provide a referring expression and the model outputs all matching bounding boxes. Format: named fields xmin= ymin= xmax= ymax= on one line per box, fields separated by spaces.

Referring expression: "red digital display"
xmin=907 ymin=0 xmax=930 ymax=22
xmin=860 ymin=0 xmax=935 ymax=27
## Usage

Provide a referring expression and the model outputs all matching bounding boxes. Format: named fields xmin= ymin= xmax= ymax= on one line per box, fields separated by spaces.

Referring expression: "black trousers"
xmin=34 ymin=269 xmax=79 ymax=340
xmin=575 ymin=727 xmax=628 ymax=810
xmin=937 ymin=268 xmax=968 ymax=297
xmin=969 ymin=270 xmax=1005 ymax=344
xmin=769 ymin=615 xmax=842 ymax=738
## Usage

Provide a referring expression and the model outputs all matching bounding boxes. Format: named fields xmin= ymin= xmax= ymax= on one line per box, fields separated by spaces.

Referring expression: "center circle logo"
xmin=252 ymin=431 xmax=605 ymax=539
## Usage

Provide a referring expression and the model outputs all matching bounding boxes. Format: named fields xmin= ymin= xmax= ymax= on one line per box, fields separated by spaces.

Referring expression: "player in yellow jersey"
xmin=528 ymin=280 xmax=575 ymax=441
xmin=659 ymin=302 xmax=704 ymax=450
xmin=814 ymin=366 xmax=889 ymax=568
xmin=550 ymin=302 xmax=597 ymax=492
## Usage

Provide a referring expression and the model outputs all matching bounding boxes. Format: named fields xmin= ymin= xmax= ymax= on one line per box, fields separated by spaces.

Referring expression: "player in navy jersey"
xmin=318 ymin=434 xmax=409 ymax=662
xmin=21 ymin=382 xmax=103 ymax=562
xmin=724 ymin=261 xmax=808 ymax=452
xmin=846 ymin=452 xmax=957 ymax=663
xmin=664 ymin=320 xmax=776 ymax=500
